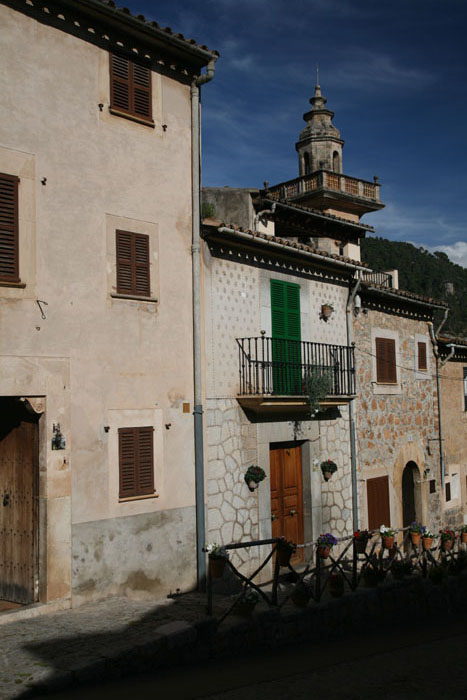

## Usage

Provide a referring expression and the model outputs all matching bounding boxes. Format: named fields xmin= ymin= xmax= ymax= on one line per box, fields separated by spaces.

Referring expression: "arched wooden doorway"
xmin=402 ymin=461 xmax=420 ymax=527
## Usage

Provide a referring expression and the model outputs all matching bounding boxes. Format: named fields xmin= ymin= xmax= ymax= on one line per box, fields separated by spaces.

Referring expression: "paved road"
xmin=52 ymin=616 xmax=467 ymax=700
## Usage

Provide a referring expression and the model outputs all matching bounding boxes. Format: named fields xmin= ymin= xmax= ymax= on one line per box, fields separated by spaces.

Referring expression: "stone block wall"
xmin=320 ymin=405 xmax=353 ymax=537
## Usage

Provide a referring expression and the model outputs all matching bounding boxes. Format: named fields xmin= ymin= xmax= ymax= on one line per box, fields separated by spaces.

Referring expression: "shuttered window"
xmin=0 ymin=173 xmax=19 ymax=283
xmin=417 ymin=342 xmax=427 ymax=371
xmin=110 ymin=54 xmax=153 ymax=123
xmin=464 ymin=368 xmax=467 ymax=412
xmin=375 ymin=337 xmax=397 ymax=383
xmin=116 ymin=230 xmax=150 ymax=297
xmin=271 ymin=279 xmax=301 ymax=394
xmin=367 ymin=475 xmax=390 ymax=530
xmin=118 ymin=426 xmax=155 ymax=499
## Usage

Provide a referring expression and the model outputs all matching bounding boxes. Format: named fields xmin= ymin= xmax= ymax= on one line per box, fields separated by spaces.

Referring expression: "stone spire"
xmin=295 ymin=81 xmax=344 ymax=176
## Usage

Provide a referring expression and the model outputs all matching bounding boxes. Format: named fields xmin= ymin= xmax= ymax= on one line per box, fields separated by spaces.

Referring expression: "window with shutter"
xmin=464 ymin=368 xmax=467 ymax=412
xmin=110 ymin=54 xmax=153 ymax=125
xmin=271 ymin=279 xmax=301 ymax=394
xmin=118 ymin=426 xmax=155 ymax=499
xmin=375 ymin=337 xmax=397 ymax=383
xmin=116 ymin=230 xmax=150 ymax=297
xmin=0 ymin=173 xmax=19 ymax=283
xmin=417 ymin=342 xmax=427 ymax=371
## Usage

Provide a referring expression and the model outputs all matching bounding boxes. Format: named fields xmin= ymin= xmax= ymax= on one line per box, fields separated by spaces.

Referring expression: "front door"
xmin=0 ymin=399 xmax=39 ymax=604
xmin=270 ymin=443 xmax=304 ymax=562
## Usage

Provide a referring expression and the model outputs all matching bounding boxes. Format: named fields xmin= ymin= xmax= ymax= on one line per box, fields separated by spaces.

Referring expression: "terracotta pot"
xmin=323 ymin=471 xmax=332 ymax=481
xmin=422 ymin=537 xmax=433 ymax=551
xmin=355 ymin=539 xmax=368 ymax=555
xmin=318 ymin=545 xmax=330 ymax=559
xmin=277 ymin=547 xmax=292 ymax=567
xmin=461 ymin=532 xmax=467 ymax=544
xmin=410 ymin=532 xmax=421 ymax=546
xmin=321 ymin=304 xmax=333 ymax=319
xmin=441 ymin=538 xmax=453 ymax=552
xmin=209 ymin=556 xmax=227 ymax=579
xmin=382 ymin=536 xmax=394 ymax=550
xmin=329 ymin=574 xmax=345 ymax=597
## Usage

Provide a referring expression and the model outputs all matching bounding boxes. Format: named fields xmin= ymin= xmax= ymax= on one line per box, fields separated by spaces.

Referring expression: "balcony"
xmin=236 ymin=337 xmax=356 ymax=417
xmin=362 ymin=270 xmax=393 ymax=288
xmin=263 ymin=170 xmax=383 ymax=216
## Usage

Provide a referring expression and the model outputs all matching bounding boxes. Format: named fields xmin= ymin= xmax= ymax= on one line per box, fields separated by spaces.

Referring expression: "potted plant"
xmin=276 ymin=538 xmax=296 ymax=566
xmin=205 ymin=543 xmax=229 ymax=579
xmin=422 ymin=529 xmax=435 ymax=551
xmin=320 ymin=459 xmax=338 ymax=482
xmin=408 ymin=522 xmax=425 ymax=546
xmin=317 ymin=533 xmax=338 ymax=559
xmin=244 ymin=465 xmax=266 ymax=492
xmin=329 ymin=572 xmax=345 ymax=597
xmin=460 ymin=524 xmax=467 ymax=545
xmin=380 ymin=525 xmax=396 ymax=550
xmin=320 ymin=302 xmax=334 ymax=320
xmin=290 ymin=580 xmax=310 ymax=608
xmin=362 ymin=558 xmax=386 ymax=587
xmin=439 ymin=528 xmax=456 ymax=552
xmin=354 ymin=529 xmax=370 ymax=554
xmin=233 ymin=588 xmax=260 ymax=617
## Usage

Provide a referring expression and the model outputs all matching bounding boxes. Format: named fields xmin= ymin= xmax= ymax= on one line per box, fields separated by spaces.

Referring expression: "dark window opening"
xmin=0 ymin=173 xmax=20 ymax=283
xmin=118 ymin=426 xmax=154 ymax=499
xmin=116 ymin=230 xmax=150 ymax=297
xmin=375 ymin=337 xmax=397 ymax=383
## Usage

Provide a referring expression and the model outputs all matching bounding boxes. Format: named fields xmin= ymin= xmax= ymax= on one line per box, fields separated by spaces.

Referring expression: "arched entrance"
xmin=402 ymin=461 xmax=420 ymax=527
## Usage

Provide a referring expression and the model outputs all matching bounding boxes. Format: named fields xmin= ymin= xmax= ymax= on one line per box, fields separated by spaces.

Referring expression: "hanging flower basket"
xmin=244 ymin=465 xmax=266 ymax=492
xmin=320 ymin=459 xmax=337 ymax=481
xmin=422 ymin=536 xmax=433 ymax=551
xmin=320 ymin=303 xmax=334 ymax=321
xmin=440 ymin=528 xmax=455 ymax=552
xmin=233 ymin=589 xmax=260 ymax=617
xmin=317 ymin=533 xmax=337 ymax=559
xmin=380 ymin=525 xmax=395 ymax=550
xmin=205 ymin=543 xmax=229 ymax=579
xmin=354 ymin=529 xmax=370 ymax=554
xmin=276 ymin=538 xmax=296 ymax=566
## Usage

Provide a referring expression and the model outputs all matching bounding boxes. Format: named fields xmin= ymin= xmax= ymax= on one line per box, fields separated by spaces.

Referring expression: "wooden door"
xmin=366 ymin=475 xmax=390 ymax=531
xmin=270 ymin=444 xmax=304 ymax=562
xmin=0 ymin=400 xmax=38 ymax=604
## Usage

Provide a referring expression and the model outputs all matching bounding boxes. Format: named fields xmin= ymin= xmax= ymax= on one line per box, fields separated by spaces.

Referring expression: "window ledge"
xmin=111 ymin=293 xmax=158 ymax=303
xmin=0 ymin=280 xmax=26 ymax=288
xmin=119 ymin=492 xmax=159 ymax=503
xmin=109 ymin=107 xmax=155 ymax=128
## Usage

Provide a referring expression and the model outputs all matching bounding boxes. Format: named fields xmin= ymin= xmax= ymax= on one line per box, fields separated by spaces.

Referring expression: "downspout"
xmin=346 ymin=272 xmax=362 ymax=531
xmin=428 ymin=315 xmax=449 ymax=490
xmin=191 ymin=58 xmax=216 ymax=591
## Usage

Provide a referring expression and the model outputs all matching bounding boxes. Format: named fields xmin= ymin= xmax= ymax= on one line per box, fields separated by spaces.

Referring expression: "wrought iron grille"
xmin=236 ymin=336 xmax=356 ymax=397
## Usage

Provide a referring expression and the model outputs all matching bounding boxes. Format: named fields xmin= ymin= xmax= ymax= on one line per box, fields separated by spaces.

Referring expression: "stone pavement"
xmin=0 ymin=571 xmax=466 ymax=699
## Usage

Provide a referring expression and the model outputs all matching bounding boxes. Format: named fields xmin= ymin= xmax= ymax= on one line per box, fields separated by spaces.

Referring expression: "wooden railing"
xmin=265 ymin=170 xmax=381 ymax=203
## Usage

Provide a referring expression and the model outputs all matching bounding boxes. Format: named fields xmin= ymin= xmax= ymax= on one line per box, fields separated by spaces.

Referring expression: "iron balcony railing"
xmin=236 ymin=337 xmax=356 ymax=397
xmin=265 ymin=169 xmax=381 ymax=203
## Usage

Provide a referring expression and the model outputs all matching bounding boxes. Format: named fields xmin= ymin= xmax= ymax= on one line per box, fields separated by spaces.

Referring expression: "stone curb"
xmin=21 ymin=572 xmax=467 ymax=697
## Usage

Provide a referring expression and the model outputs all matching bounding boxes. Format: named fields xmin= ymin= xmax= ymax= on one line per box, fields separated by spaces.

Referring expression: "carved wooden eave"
xmin=202 ymin=230 xmax=357 ymax=287
xmin=237 ymin=395 xmax=354 ymax=420
xmin=3 ymin=0 xmax=219 ymax=84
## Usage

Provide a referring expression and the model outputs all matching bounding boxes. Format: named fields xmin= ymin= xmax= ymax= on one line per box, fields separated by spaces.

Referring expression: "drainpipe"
xmin=346 ymin=272 xmax=362 ymax=531
xmin=191 ymin=58 xmax=217 ymax=591
xmin=428 ymin=316 xmax=449 ymax=490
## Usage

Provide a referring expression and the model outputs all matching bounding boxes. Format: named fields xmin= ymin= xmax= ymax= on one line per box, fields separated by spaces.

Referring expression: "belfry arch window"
xmin=332 ymin=151 xmax=341 ymax=173
xmin=303 ymin=152 xmax=310 ymax=175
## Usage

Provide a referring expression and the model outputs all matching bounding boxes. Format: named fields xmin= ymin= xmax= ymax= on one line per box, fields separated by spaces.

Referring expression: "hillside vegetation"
xmin=360 ymin=237 xmax=467 ymax=337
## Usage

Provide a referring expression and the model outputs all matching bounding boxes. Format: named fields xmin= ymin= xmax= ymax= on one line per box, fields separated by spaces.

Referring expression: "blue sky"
xmin=126 ymin=0 xmax=467 ymax=266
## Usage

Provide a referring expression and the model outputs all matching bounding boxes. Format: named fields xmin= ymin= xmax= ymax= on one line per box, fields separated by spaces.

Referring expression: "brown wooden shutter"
xmin=0 ymin=173 xmax=19 ymax=282
xmin=367 ymin=475 xmax=390 ymax=530
xmin=375 ymin=337 xmax=396 ymax=383
xmin=417 ymin=342 xmax=427 ymax=370
xmin=116 ymin=230 xmax=150 ymax=297
xmin=110 ymin=54 xmax=131 ymax=113
xmin=119 ymin=427 xmax=137 ymax=498
xmin=110 ymin=54 xmax=152 ymax=121
xmin=118 ymin=426 xmax=154 ymax=498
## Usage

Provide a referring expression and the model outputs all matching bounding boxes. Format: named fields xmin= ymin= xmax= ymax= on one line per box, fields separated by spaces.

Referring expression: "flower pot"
xmin=461 ymin=532 xmax=467 ymax=544
xmin=441 ymin=539 xmax=453 ymax=552
xmin=422 ymin=537 xmax=433 ymax=551
xmin=329 ymin=574 xmax=345 ymax=597
xmin=410 ymin=532 xmax=421 ymax=546
xmin=209 ymin=556 xmax=227 ymax=579
xmin=323 ymin=471 xmax=332 ymax=481
xmin=248 ymin=480 xmax=259 ymax=491
xmin=321 ymin=305 xmax=333 ymax=320
xmin=318 ymin=545 xmax=330 ymax=559
xmin=382 ymin=536 xmax=394 ymax=550
xmin=277 ymin=547 xmax=292 ymax=567
xmin=355 ymin=539 xmax=368 ymax=555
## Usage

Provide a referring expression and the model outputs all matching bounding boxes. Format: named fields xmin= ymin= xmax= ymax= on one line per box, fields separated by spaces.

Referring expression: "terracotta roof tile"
xmin=362 ymin=280 xmax=448 ymax=307
xmin=263 ymin=197 xmax=374 ymax=232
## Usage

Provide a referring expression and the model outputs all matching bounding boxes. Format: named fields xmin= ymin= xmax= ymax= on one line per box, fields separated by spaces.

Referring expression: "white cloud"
xmin=425 ymin=241 xmax=467 ymax=269
xmin=329 ymin=50 xmax=434 ymax=91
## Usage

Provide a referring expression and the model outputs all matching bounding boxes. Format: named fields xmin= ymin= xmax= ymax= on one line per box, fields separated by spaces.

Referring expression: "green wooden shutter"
xmin=271 ymin=280 xmax=301 ymax=394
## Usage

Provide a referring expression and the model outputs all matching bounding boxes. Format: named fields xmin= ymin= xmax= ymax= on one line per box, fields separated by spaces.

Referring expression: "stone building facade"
xmin=437 ymin=337 xmax=467 ymax=528
xmin=353 ymin=285 xmax=448 ymax=533
xmin=0 ymin=0 xmax=217 ymax=610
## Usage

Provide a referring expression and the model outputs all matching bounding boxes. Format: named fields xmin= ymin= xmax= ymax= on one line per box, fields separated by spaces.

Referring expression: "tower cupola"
xmin=295 ymin=82 xmax=344 ymax=176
